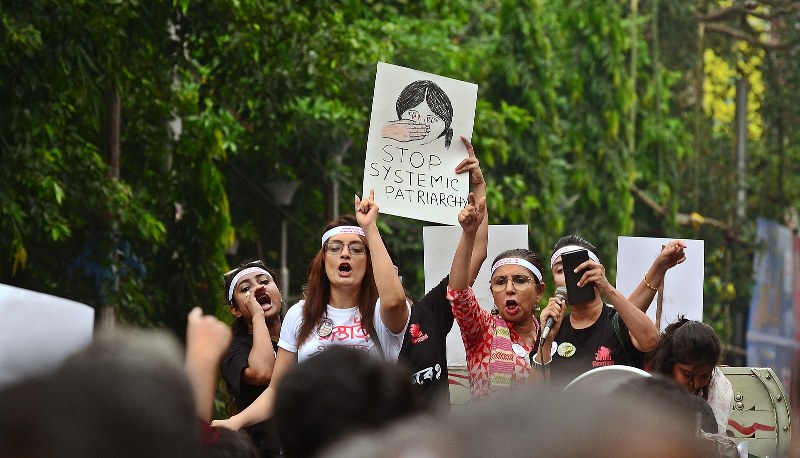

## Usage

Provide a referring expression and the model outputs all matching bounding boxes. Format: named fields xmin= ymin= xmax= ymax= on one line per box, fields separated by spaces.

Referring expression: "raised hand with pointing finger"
xmin=458 ymin=192 xmax=486 ymax=235
xmin=354 ymin=189 xmax=379 ymax=229
xmin=455 ymin=136 xmax=485 ymax=187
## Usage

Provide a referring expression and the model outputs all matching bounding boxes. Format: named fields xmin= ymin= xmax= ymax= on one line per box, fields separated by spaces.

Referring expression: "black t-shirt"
xmin=398 ymin=276 xmax=454 ymax=412
xmin=220 ymin=329 xmax=281 ymax=457
xmin=549 ymin=305 xmax=644 ymax=387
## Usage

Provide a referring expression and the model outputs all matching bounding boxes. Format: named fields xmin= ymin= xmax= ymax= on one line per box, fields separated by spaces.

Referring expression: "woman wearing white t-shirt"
xmin=212 ymin=190 xmax=409 ymax=431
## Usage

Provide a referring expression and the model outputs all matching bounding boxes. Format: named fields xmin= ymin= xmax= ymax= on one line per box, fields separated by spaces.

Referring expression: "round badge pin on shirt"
xmin=558 ymin=342 xmax=576 ymax=358
xmin=512 ymin=343 xmax=528 ymax=358
xmin=317 ymin=318 xmax=333 ymax=338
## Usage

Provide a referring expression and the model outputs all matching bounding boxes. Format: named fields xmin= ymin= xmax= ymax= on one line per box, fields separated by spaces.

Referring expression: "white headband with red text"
xmin=550 ymin=245 xmax=600 ymax=269
xmin=227 ymin=267 xmax=270 ymax=302
xmin=490 ymin=257 xmax=542 ymax=282
xmin=321 ymin=226 xmax=366 ymax=246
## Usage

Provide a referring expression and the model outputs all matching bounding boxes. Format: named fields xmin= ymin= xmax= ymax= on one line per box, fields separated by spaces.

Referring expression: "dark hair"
xmin=395 ymin=80 xmax=454 ymax=149
xmin=647 ymin=317 xmax=721 ymax=398
xmin=222 ymin=259 xmax=281 ymax=337
xmin=203 ymin=427 xmax=259 ymax=458
xmin=491 ymin=248 xmax=545 ymax=288
xmin=552 ymin=235 xmax=601 ymax=263
xmin=615 ymin=375 xmax=718 ymax=435
xmin=325 ymin=385 xmax=706 ymax=457
xmin=297 ymin=215 xmax=379 ymax=346
xmin=275 ymin=347 xmax=415 ymax=457
xmin=0 ymin=328 xmax=200 ymax=457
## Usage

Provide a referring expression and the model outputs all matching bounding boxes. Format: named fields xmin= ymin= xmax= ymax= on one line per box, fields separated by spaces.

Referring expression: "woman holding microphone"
xmin=535 ymin=235 xmax=660 ymax=386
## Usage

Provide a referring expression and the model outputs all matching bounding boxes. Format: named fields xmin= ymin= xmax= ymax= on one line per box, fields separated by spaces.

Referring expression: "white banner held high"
xmin=616 ymin=237 xmax=704 ymax=332
xmin=363 ymin=62 xmax=478 ymax=225
xmin=0 ymin=283 xmax=94 ymax=389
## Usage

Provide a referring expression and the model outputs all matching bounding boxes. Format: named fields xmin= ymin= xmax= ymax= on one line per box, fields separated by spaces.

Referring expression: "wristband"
xmin=532 ymin=355 xmax=552 ymax=369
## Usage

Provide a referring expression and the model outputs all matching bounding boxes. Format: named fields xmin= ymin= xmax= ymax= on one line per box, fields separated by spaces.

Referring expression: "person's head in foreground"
xmin=323 ymin=383 xmax=708 ymax=457
xmin=274 ymin=346 xmax=415 ymax=458
xmin=0 ymin=327 xmax=201 ymax=457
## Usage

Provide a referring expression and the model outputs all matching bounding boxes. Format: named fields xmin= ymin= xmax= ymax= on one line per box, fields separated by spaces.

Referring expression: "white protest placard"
xmin=363 ymin=62 xmax=478 ymax=225
xmin=423 ymin=225 xmax=529 ymax=365
xmin=0 ymin=283 xmax=94 ymax=389
xmin=615 ymin=237 xmax=704 ymax=332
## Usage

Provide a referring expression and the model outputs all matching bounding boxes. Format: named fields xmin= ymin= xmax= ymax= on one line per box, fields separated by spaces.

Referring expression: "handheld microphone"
xmin=541 ymin=287 xmax=567 ymax=343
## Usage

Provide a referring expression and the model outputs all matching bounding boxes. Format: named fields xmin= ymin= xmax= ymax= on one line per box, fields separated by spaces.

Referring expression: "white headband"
xmin=228 ymin=267 xmax=270 ymax=302
xmin=490 ymin=257 xmax=542 ymax=282
xmin=550 ymin=245 xmax=600 ymax=268
xmin=321 ymin=226 xmax=366 ymax=246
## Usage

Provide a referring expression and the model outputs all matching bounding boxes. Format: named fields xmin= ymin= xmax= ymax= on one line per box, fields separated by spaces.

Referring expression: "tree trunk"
xmin=105 ymin=84 xmax=121 ymax=180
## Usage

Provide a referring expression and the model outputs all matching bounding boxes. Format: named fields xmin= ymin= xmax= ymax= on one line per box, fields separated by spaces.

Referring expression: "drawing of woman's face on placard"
xmin=364 ymin=62 xmax=477 ymax=225
xmin=381 ymin=80 xmax=454 ymax=149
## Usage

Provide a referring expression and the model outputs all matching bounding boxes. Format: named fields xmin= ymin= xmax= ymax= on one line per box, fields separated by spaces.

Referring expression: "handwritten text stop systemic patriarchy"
xmin=368 ymin=144 xmax=468 ymax=208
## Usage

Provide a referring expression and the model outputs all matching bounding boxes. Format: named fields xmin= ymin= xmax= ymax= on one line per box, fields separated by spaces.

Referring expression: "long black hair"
xmin=647 ymin=317 xmax=721 ymax=399
xmin=395 ymin=80 xmax=454 ymax=149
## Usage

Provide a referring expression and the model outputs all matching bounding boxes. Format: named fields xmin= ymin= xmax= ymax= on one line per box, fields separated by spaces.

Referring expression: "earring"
xmin=491 ymin=305 xmax=499 ymax=316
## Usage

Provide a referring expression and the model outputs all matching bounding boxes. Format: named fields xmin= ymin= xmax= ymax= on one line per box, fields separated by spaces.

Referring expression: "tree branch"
xmin=704 ymin=22 xmax=793 ymax=50
xmin=455 ymin=0 xmax=495 ymax=42
xmin=698 ymin=5 xmax=746 ymax=22
xmin=227 ymin=108 xmax=255 ymax=134
xmin=746 ymin=3 xmax=800 ymax=20
xmin=630 ymin=184 xmax=743 ymax=242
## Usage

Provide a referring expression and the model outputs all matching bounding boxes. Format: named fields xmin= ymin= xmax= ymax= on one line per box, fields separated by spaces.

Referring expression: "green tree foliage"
xmin=3 ymin=0 xmax=800 ymax=357
xmin=0 ymin=1 xmax=232 ymax=330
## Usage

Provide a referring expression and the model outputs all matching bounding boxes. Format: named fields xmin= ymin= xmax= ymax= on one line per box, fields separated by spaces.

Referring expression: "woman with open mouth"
xmin=219 ymin=260 xmax=283 ymax=456
xmin=212 ymin=189 xmax=408 ymax=433
xmin=447 ymin=192 xmax=544 ymax=400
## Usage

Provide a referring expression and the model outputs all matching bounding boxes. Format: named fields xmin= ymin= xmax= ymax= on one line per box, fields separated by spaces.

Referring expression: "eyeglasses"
xmin=490 ymin=274 xmax=536 ymax=292
xmin=324 ymin=242 xmax=367 ymax=256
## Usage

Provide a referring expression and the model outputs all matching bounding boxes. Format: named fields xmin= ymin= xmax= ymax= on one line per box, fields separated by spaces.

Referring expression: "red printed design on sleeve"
xmin=448 ymin=286 xmax=535 ymax=399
